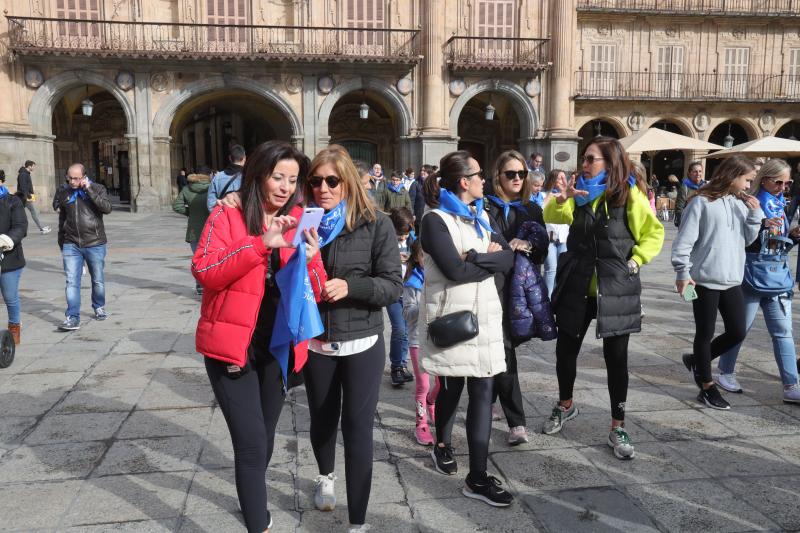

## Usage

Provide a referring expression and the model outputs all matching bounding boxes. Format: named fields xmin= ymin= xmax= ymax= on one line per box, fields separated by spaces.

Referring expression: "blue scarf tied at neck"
xmin=404 ymin=266 xmax=425 ymax=290
xmin=486 ymin=195 xmax=525 ymax=221
xmin=756 ymin=188 xmax=787 ymax=235
xmin=438 ymin=189 xmax=494 ymax=238
xmin=574 ymin=171 xmax=636 ymax=207
xmin=408 ymin=229 xmax=417 ymax=243
xmin=530 ymin=191 xmax=546 ymax=208
xmin=683 ymin=178 xmax=703 ymax=190
xmin=387 ymin=182 xmax=404 ymax=194
xmin=66 ymin=186 xmax=90 ymax=205
xmin=0 ymin=186 xmax=8 ymax=199
xmin=313 ymin=201 xmax=347 ymax=247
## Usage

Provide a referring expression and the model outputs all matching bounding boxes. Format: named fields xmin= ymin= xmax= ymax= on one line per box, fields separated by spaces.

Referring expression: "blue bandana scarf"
xmin=387 ymin=182 xmax=404 ymax=194
xmin=486 ymin=195 xmax=524 ymax=221
xmin=438 ymin=189 xmax=494 ymax=238
xmin=0 ymin=186 xmax=8 ymax=199
xmin=756 ymin=188 xmax=787 ymax=235
xmin=66 ymin=186 xmax=89 ymax=204
xmin=313 ymin=201 xmax=347 ymax=247
xmin=683 ymin=178 xmax=703 ymax=190
xmin=575 ymin=171 xmax=636 ymax=207
xmin=404 ymin=266 xmax=425 ymax=290
xmin=530 ymin=191 xmax=546 ymax=208
xmin=408 ymin=229 xmax=417 ymax=243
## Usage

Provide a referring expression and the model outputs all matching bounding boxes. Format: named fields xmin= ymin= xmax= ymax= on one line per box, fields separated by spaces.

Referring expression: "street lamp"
xmin=485 ymin=95 xmax=495 ymax=121
xmin=81 ymin=86 xmax=93 ymax=117
xmin=359 ymin=90 xmax=369 ymax=120
xmin=723 ymin=123 xmax=734 ymax=148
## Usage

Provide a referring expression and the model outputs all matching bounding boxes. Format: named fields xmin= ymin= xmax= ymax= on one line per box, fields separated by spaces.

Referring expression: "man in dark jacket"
xmin=52 ymin=163 xmax=112 ymax=331
xmin=17 ymin=160 xmax=51 ymax=234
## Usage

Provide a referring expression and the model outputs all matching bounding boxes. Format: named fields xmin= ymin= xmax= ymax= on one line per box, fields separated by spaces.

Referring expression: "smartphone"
xmin=682 ymin=284 xmax=698 ymax=302
xmin=291 ymin=207 xmax=324 ymax=247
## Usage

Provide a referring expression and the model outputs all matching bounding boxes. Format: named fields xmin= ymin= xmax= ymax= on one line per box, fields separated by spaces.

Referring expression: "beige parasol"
xmin=618 ymin=127 xmax=723 ymax=179
xmin=702 ymin=136 xmax=800 ymax=158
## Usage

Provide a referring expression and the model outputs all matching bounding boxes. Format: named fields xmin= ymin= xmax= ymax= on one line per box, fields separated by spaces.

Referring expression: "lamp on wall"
xmin=485 ymin=95 xmax=495 ymax=121
xmin=359 ymin=91 xmax=369 ymax=120
xmin=81 ymin=86 xmax=94 ymax=117
xmin=723 ymin=122 xmax=734 ymax=148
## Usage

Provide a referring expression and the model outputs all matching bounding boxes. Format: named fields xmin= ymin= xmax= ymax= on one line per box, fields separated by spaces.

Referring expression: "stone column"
xmin=131 ymin=73 xmax=162 ymax=211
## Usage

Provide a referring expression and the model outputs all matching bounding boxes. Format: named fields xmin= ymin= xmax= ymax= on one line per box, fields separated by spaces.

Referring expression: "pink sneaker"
xmin=415 ymin=400 xmax=434 ymax=445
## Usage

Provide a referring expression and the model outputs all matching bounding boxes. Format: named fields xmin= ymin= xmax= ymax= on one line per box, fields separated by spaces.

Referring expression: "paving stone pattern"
xmin=0 ymin=212 xmax=798 ymax=532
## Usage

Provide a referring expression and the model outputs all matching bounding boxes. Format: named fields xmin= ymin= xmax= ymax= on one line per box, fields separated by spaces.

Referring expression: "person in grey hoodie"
xmin=671 ymin=155 xmax=763 ymax=411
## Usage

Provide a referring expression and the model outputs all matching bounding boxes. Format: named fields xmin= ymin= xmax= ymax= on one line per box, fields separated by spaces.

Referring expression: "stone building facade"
xmin=0 ymin=1 xmax=798 ymax=210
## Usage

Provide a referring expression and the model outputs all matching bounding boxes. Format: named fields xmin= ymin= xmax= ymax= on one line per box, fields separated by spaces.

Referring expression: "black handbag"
xmin=427 ymin=285 xmax=479 ymax=348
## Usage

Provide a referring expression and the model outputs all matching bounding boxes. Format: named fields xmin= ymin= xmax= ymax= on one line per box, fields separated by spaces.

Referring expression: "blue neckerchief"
xmin=438 ymin=189 xmax=494 ymax=238
xmin=66 ymin=186 xmax=89 ymax=204
xmin=387 ymin=182 xmax=404 ymax=194
xmin=486 ymin=195 xmax=525 ymax=221
xmin=404 ymin=266 xmax=424 ymax=290
xmin=313 ymin=201 xmax=347 ymax=247
xmin=0 ymin=186 xmax=8 ymax=199
xmin=270 ymin=243 xmax=325 ymax=388
xmin=756 ymin=188 xmax=787 ymax=235
xmin=408 ymin=229 xmax=417 ymax=243
xmin=574 ymin=171 xmax=636 ymax=207
xmin=530 ymin=191 xmax=546 ymax=208
xmin=683 ymin=178 xmax=703 ymax=190
xmin=551 ymin=188 xmax=560 ymax=194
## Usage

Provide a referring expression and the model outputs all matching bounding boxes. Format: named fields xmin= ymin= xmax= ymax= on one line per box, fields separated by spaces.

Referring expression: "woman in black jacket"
xmin=0 ymin=179 xmax=28 ymax=345
xmin=302 ymin=145 xmax=403 ymax=532
xmin=484 ymin=150 xmax=547 ymax=447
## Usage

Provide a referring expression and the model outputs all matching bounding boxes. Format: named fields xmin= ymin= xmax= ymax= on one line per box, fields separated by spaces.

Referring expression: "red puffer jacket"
xmin=192 ymin=204 xmax=327 ymax=368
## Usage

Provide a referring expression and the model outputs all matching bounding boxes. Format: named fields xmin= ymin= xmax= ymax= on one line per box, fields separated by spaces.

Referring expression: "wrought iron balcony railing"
xmin=6 ymin=16 xmax=421 ymax=64
xmin=577 ymin=0 xmax=800 ymax=16
xmin=445 ymin=36 xmax=551 ymax=72
xmin=574 ymin=71 xmax=800 ymax=102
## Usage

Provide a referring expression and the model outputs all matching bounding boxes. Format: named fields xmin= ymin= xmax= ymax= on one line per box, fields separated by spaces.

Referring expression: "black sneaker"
xmin=462 ymin=473 xmax=514 ymax=507
xmin=390 ymin=367 xmax=405 ymax=387
xmin=697 ymin=384 xmax=731 ymax=410
xmin=431 ymin=443 xmax=458 ymax=475
xmin=401 ymin=366 xmax=414 ymax=383
xmin=682 ymin=353 xmax=702 ymax=388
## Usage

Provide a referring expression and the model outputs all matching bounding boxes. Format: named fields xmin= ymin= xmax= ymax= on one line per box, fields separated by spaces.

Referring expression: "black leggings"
xmin=692 ymin=284 xmax=747 ymax=384
xmin=204 ymin=346 xmax=285 ymax=533
xmin=303 ymin=339 xmax=385 ymax=526
xmin=492 ymin=346 xmax=526 ymax=427
xmin=555 ymin=298 xmax=629 ymax=421
xmin=435 ymin=375 xmax=494 ymax=478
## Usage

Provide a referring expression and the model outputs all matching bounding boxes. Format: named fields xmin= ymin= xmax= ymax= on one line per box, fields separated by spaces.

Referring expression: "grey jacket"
xmin=671 ymin=195 xmax=763 ymax=290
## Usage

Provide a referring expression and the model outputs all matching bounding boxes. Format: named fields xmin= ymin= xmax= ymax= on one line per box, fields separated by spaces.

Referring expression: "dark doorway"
xmin=117 ymin=151 xmax=130 ymax=202
xmin=338 ymin=141 xmax=378 ymax=166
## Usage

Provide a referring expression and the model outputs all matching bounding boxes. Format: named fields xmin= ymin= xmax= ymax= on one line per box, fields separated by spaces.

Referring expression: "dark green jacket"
xmin=173 ymin=174 xmax=210 ymax=243
xmin=381 ymin=187 xmax=412 ymax=212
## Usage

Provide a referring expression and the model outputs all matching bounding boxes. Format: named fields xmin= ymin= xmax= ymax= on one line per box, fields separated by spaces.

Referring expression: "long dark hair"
xmin=584 ymin=136 xmax=646 ymax=208
xmin=422 ymin=150 xmax=474 ymax=208
xmin=697 ymin=155 xmax=756 ymax=202
xmin=240 ymin=141 xmax=310 ymax=236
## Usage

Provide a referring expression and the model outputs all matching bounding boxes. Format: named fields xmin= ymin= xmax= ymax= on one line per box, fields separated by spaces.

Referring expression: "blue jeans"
xmin=386 ymin=297 xmax=408 ymax=368
xmin=718 ymin=289 xmax=798 ymax=386
xmin=0 ymin=268 xmax=23 ymax=324
xmin=63 ymin=243 xmax=106 ymax=319
xmin=544 ymin=241 xmax=567 ymax=298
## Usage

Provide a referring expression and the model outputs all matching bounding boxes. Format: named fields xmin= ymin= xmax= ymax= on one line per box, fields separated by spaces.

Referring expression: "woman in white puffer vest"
xmin=419 ymin=150 xmax=515 ymax=508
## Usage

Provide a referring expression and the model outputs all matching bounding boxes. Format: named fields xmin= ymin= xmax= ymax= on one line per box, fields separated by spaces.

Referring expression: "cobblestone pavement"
xmin=1 ymin=211 xmax=799 ymax=533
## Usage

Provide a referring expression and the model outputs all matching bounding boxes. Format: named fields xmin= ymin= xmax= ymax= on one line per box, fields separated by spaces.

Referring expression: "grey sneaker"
xmin=94 ymin=307 xmax=108 ymax=321
xmin=313 ymin=473 xmax=336 ymax=511
xmin=58 ymin=316 xmax=80 ymax=331
xmin=40 ymin=226 xmax=52 ymax=234
xmin=783 ymin=384 xmax=800 ymax=404
xmin=716 ymin=372 xmax=743 ymax=393
xmin=608 ymin=427 xmax=635 ymax=460
xmin=507 ymin=426 xmax=529 ymax=446
xmin=542 ymin=402 xmax=578 ymax=435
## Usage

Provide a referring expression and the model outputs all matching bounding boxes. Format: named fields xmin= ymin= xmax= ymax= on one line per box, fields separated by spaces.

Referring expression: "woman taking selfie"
xmin=542 ymin=137 xmax=664 ymax=461
xmin=192 ymin=141 xmax=326 ymax=533
xmin=302 ymin=145 xmax=402 ymax=532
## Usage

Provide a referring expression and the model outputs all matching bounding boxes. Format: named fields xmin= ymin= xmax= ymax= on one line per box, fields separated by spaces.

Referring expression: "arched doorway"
xmin=637 ymin=121 xmax=689 ymax=188
xmin=52 ymin=85 xmax=131 ymax=203
xmin=329 ymin=92 xmax=397 ymax=168
xmin=706 ymin=120 xmax=752 ymax=179
xmin=456 ymin=92 xmax=520 ymax=173
xmin=169 ymin=90 xmax=293 ymax=178
xmin=577 ymin=119 xmax=622 ymax=159
xmin=776 ymin=120 xmax=800 ymax=173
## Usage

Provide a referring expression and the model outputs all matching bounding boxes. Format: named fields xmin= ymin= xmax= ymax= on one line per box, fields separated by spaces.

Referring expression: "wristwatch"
xmin=627 ymin=259 xmax=639 ymax=275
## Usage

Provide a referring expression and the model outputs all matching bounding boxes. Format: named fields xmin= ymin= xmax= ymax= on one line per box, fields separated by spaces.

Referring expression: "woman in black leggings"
xmin=193 ymin=141 xmax=326 ymax=533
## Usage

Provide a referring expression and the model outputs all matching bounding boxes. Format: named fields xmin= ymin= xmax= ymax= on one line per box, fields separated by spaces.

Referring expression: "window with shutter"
xmin=57 ymin=0 xmax=100 ymax=38
xmin=589 ymin=44 xmax=616 ymax=96
xmin=657 ymin=46 xmax=684 ymax=97
xmin=476 ymin=0 xmax=515 ymax=60
xmin=722 ymin=47 xmax=750 ymax=98
xmin=345 ymin=0 xmax=386 ymax=52
xmin=206 ymin=0 xmax=248 ymax=47
xmin=787 ymin=49 xmax=800 ymax=98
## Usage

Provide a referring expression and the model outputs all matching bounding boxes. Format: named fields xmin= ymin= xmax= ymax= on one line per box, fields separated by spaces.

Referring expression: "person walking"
xmin=387 ymin=207 xmax=414 ymax=386
xmin=542 ymin=169 xmax=569 ymax=298
xmin=0 ymin=178 xmax=27 ymax=345
xmin=542 ymin=137 xmax=664 ymax=460
xmin=173 ymin=166 xmax=212 ymax=295
xmin=672 ymin=155 xmax=763 ymax=410
xmin=484 ymin=150 xmax=545 ymax=446
xmin=421 ymin=150 xmax=515 ymax=507
xmin=712 ymin=159 xmax=800 ymax=403
xmin=192 ymin=141 xmax=326 ymax=533
xmin=674 ymin=161 xmax=705 ymax=227
xmin=16 ymin=160 xmax=50 ymax=234
xmin=176 ymin=168 xmax=189 ymax=192
xmin=207 ymin=145 xmax=246 ymax=210
xmin=302 ymin=146 xmax=402 ymax=532
xmin=53 ymin=163 xmax=112 ymax=331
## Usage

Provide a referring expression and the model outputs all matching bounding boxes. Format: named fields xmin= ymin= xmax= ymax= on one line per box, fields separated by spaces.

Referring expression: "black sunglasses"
xmin=309 ymin=175 xmax=341 ymax=189
xmin=581 ymin=155 xmax=604 ymax=164
xmin=464 ymin=170 xmax=484 ymax=180
xmin=503 ymin=170 xmax=529 ymax=180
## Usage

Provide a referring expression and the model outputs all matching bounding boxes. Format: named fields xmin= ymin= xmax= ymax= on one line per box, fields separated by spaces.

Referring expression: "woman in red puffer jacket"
xmin=192 ymin=141 xmax=326 ymax=533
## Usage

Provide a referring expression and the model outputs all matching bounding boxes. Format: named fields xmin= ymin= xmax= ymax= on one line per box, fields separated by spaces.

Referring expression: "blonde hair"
xmin=491 ymin=150 xmax=532 ymax=203
xmin=751 ymin=158 xmax=791 ymax=194
xmin=305 ymin=145 xmax=376 ymax=231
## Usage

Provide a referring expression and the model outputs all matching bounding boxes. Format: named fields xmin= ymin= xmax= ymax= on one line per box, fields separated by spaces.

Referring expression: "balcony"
xmin=5 ymin=16 xmax=422 ymax=65
xmin=445 ymin=36 xmax=551 ymax=73
xmin=577 ymin=0 xmax=800 ymax=17
xmin=574 ymin=71 xmax=800 ymax=102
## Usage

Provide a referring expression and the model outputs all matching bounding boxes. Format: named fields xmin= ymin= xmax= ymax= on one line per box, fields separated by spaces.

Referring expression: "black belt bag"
xmin=427 ymin=284 xmax=479 ymax=348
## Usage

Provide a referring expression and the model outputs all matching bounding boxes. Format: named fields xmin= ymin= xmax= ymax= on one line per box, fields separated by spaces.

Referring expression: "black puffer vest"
xmin=551 ymin=201 xmax=641 ymax=338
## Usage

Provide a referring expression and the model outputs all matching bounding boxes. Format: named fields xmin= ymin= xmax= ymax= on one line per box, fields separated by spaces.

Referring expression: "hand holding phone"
xmin=677 ymin=279 xmax=698 ymax=302
xmin=291 ymin=207 xmax=324 ymax=247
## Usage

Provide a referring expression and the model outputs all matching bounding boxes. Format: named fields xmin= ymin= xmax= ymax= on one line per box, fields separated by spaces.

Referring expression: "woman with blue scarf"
xmin=715 ymin=159 xmax=800 ymax=403
xmin=542 ymin=137 xmax=664 ymax=461
xmin=0 ymin=172 xmax=27 ymax=345
xmin=484 ymin=150 xmax=546 ymax=447
xmin=301 ymin=146 xmax=402 ymax=532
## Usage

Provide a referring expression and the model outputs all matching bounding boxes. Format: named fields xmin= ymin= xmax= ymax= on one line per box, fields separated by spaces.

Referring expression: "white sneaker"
xmin=783 ymin=384 xmax=800 ymax=404
xmin=313 ymin=473 xmax=336 ymax=511
xmin=40 ymin=226 xmax=52 ymax=234
xmin=348 ymin=524 xmax=371 ymax=532
xmin=715 ymin=372 xmax=743 ymax=393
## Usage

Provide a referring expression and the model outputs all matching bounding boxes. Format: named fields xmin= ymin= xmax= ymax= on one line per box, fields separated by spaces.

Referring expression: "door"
xmin=589 ymin=44 xmax=617 ymax=96
xmin=56 ymin=0 xmax=101 ymax=45
xmin=722 ymin=47 xmax=750 ymax=98
xmin=207 ymin=0 xmax=248 ymax=52
xmin=657 ymin=46 xmax=684 ymax=98
xmin=476 ymin=0 xmax=515 ymax=64
xmin=117 ymin=151 xmax=131 ymax=203
xmin=345 ymin=0 xmax=385 ymax=56
xmin=338 ymin=141 xmax=378 ymax=166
